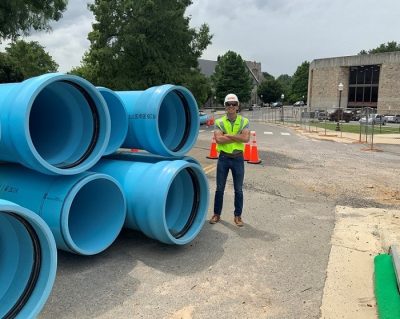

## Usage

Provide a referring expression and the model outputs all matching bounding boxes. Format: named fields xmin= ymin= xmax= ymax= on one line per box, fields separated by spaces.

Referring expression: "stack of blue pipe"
xmin=0 ymin=73 xmax=209 ymax=318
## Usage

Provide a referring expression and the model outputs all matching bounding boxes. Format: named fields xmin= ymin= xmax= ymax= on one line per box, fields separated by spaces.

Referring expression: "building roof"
xmin=198 ymin=59 xmax=218 ymax=77
xmin=198 ymin=58 xmax=263 ymax=85
xmin=311 ymin=51 xmax=400 ymax=69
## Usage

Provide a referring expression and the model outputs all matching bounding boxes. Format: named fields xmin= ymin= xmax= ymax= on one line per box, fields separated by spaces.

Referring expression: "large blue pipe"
xmin=93 ymin=157 xmax=209 ymax=245
xmin=0 ymin=199 xmax=57 ymax=319
xmin=0 ymin=73 xmax=111 ymax=175
xmin=97 ymin=87 xmax=128 ymax=155
xmin=106 ymin=150 xmax=201 ymax=166
xmin=0 ymin=164 xmax=126 ymax=255
xmin=116 ymin=85 xmax=200 ymax=157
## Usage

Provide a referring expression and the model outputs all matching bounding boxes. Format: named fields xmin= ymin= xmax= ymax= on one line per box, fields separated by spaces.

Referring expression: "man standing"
xmin=210 ymin=93 xmax=250 ymax=227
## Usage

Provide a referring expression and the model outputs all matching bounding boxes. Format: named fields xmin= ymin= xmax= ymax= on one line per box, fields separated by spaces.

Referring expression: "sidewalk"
xmin=320 ymin=206 xmax=400 ymax=319
xmin=292 ymin=126 xmax=400 ymax=145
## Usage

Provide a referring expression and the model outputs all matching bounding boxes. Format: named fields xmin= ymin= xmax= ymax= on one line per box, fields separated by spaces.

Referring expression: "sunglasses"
xmin=225 ymin=102 xmax=238 ymax=107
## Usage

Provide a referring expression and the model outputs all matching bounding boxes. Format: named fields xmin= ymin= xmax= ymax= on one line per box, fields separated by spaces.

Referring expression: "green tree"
xmin=276 ymin=74 xmax=292 ymax=101
xmin=212 ymin=51 xmax=252 ymax=104
xmin=358 ymin=41 xmax=400 ymax=55
xmin=5 ymin=40 xmax=58 ymax=79
xmin=0 ymin=52 xmax=23 ymax=83
xmin=290 ymin=61 xmax=309 ymax=103
xmin=0 ymin=0 xmax=68 ymax=41
xmin=262 ymin=71 xmax=274 ymax=81
xmin=257 ymin=78 xmax=283 ymax=104
xmin=77 ymin=0 xmax=212 ymax=91
xmin=182 ymin=68 xmax=212 ymax=107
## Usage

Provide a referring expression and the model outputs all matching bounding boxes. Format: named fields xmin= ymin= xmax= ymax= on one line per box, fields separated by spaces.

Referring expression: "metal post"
xmin=336 ymin=83 xmax=343 ymax=132
xmin=335 ymin=90 xmax=342 ymax=131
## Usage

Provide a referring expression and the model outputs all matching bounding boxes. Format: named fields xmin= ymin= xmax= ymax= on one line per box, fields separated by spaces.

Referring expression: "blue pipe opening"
xmin=0 ymin=73 xmax=111 ymax=175
xmin=97 ymin=87 xmax=128 ymax=155
xmin=165 ymin=167 xmax=200 ymax=239
xmin=0 ymin=200 xmax=57 ymax=319
xmin=0 ymin=165 xmax=126 ymax=255
xmin=158 ymin=90 xmax=189 ymax=152
xmin=116 ymin=85 xmax=199 ymax=157
xmin=63 ymin=175 xmax=126 ymax=255
xmin=29 ymin=81 xmax=97 ymax=168
xmin=93 ymin=158 xmax=209 ymax=245
xmin=0 ymin=212 xmax=37 ymax=318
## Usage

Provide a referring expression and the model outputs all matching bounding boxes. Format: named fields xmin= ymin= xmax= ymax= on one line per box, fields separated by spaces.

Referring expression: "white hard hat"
xmin=224 ymin=93 xmax=239 ymax=104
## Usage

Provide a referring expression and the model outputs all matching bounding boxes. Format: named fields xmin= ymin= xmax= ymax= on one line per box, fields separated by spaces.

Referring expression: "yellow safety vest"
xmin=215 ymin=115 xmax=249 ymax=154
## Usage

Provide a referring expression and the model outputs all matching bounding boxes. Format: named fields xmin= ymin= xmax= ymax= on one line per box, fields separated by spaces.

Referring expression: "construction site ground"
xmin=40 ymin=121 xmax=400 ymax=319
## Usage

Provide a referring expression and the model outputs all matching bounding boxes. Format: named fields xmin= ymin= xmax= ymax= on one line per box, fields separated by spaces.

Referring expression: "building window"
xmin=348 ymin=87 xmax=356 ymax=102
xmin=348 ymin=65 xmax=380 ymax=108
xmin=371 ymin=86 xmax=378 ymax=102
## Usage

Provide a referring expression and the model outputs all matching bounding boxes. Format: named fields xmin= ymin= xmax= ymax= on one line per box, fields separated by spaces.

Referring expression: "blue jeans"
xmin=214 ymin=153 xmax=245 ymax=216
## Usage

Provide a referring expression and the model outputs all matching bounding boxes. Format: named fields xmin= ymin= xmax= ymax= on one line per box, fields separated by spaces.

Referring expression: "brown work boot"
xmin=209 ymin=214 xmax=221 ymax=224
xmin=234 ymin=216 xmax=244 ymax=227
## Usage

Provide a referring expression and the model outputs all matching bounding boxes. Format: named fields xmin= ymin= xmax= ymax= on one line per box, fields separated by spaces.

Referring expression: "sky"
xmin=5 ymin=0 xmax=400 ymax=77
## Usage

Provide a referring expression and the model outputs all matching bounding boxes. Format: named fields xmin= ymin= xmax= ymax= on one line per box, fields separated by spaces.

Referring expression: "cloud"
xmin=23 ymin=0 xmax=94 ymax=72
xmin=2 ymin=0 xmax=400 ymax=77
xmin=187 ymin=0 xmax=400 ymax=76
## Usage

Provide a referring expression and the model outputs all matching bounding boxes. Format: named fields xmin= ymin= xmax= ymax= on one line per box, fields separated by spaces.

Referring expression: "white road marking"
xmin=281 ymin=132 xmax=291 ymax=136
xmin=264 ymin=132 xmax=273 ymax=135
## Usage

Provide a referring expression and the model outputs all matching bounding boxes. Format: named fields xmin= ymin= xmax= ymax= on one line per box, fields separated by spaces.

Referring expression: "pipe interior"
xmin=68 ymin=178 xmax=125 ymax=253
xmin=165 ymin=168 xmax=197 ymax=237
xmin=29 ymin=81 xmax=94 ymax=168
xmin=99 ymin=90 xmax=127 ymax=154
xmin=0 ymin=213 xmax=35 ymax=318
xmin=158 ymin=90 xmax=187 ymax=151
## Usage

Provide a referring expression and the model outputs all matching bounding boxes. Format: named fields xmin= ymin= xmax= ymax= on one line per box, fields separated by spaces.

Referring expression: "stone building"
xmin=198 ymin=58 xmax=264 ymax=106
xmin=308 ymin=51 xmax=400 ymax=114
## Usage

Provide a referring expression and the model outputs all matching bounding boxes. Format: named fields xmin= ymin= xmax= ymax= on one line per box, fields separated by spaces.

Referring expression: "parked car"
xmin=248 ymin=104 xmax=254 ymax=111
xmin=350 ymin=109 xmax=362 ymax=121
xmin=199 ymin=111 xmax=210 ymax=125
xmin=328 ymin=109 xmax=352 ymax=123
xmin=293 ymin=101 xmax=305 ymax=107
xmin=385 ymin=114 xmax=400 ymax=123
xmin=271 ymin=101 xmax=283 ymax=108
xmin=359 ymin=114 xmax=387 ymax=125
xmin=317 ymin=111 xmax=328 ymax=121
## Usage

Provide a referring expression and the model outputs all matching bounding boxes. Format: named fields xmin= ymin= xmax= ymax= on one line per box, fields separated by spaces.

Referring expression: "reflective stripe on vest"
xmin=216 ymin=115 xmax=249 ymax=154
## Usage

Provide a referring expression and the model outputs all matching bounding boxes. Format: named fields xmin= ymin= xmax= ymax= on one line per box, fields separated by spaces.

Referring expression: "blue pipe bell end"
xmin=0 ymin=73 xmax=111 ymax=175
xmin=97 ymin=87 xmax=128 ymax=155
xmin=0 ymin=164 xmax=126 ymax=255
xmin=0 ymin=199 xmax=57 ymax=319
xmin=160 ymin=160 xmax=209 ymax=245
xmin=117 ymin=84 xmax=200 ymax=157
xmin=57 ymin=173 xmax=127 ymax=255
xmin=93 ymin=158 xmax=209 ymax=245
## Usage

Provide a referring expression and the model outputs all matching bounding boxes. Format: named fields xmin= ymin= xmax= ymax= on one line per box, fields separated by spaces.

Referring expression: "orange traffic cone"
xmin=248 ymin=131 xmax=262 ymax=164
xmin=243 ymin=142 xmax=251 ymax=161
xmin=206 ymin=136 xmax=218 ymax=159
xmin=206 ymin=116 xmax=215 ymax=128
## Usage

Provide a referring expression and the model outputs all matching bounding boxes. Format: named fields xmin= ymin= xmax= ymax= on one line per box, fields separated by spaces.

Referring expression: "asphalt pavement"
xmin=40 ymin=115 xmax=400 ymax=319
